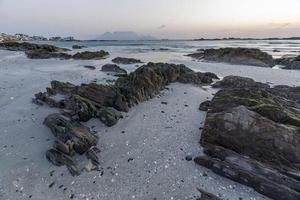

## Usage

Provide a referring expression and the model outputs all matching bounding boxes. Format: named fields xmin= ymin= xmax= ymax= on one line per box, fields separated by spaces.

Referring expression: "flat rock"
xmin=187 ymin=48 xmax=274 ymax=67
xmin=112 ymin=57 xmax=143 ymax=64
xmin=101 ymin=64 xmax=127 ymax=74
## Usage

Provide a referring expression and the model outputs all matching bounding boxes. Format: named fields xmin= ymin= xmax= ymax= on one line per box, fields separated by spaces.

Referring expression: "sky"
xmin=1 ymin=0 xmax=300 ymax=39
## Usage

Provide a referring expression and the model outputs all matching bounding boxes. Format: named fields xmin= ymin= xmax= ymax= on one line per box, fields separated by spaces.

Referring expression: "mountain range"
xmin=95 ymin=32 xmax=156 ymax=41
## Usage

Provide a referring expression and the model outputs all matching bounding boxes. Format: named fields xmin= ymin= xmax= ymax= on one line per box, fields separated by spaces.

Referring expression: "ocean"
xmin=34 ymin=39 xmax=300 ymax=58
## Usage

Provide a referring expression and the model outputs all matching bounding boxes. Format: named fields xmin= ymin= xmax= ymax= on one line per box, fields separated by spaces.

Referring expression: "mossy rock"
xmin=211 ymin=88 xmax=300 ymax=127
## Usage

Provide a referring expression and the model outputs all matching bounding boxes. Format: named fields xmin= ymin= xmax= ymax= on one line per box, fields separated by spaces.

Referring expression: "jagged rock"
xmin=50 ymin=80 xmax=77 ymax=94
xmin=46 ymin=149 xmax=81 ymax=176
xmin=212 ymin=75 xmax=270 ymax=89
xmin=202 ymin=104 xmax=300 ymax=168
xmin=98 ymin=107 xmax=122 ymax=127
xmin=0 ymin=42 xmax=110 ymax=60
xmin=43 ymin=114 xmax=99 ymax=176
xmin=0 ymin=41 xmax=68 ymax=52
xmin=187 ymin=48 xmax=274 ymax=67
xmin=101 ymin=64 xmax=127 ymax=74
xmin=271 ymin=85 xmax=300 ymax=103
xmin=186 ymin=52 xmax=204 ymax=60
xmin=34 ymin=63 xmax=218 ymax=175
xmin=275 ymin=56 xmax=300 ymax=70
xmin=116 ymin=62 xmax=218 ymax=107
xmin=84 ymin=65 xmax=96 ymax=70
xmin=72 ymin=50 xmax=109 ymax=60
xmin=72 ymin=45 xmax=86 ymax=49
xmin=197 ymin=188 xmax=221 ymax=200
xmin=44 ymin=114 xmax=98 ymax=154
xmin=195 ymin=146 xmax=300 ymax=200
xmin=196 ymin=77 xmax=300 ymax=200
xmin=25 ymin=50 xmax=72 ymax=59
xmin=112 ymin=57 xmax=143 ymax=64
xmin=66 ymin=95 xmax=97 ymax=122
xmin=76 ymin=83 xmax=129 ymax=112
xmin=199 ymin=100 xmax=211 ymax=111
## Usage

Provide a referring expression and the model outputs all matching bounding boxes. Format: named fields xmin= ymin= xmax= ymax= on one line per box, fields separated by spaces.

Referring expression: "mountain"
xmin=95 ymin=32 xmax=156 ymax=41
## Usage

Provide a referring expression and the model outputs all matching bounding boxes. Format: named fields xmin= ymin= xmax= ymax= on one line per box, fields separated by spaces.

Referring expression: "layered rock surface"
xmin=275 ymin=55 xmax=300 ymax=70
xmin=33 ymin=63 xmax=218 ymax=176
xmin=101 ymin=64 xmax=127 ymax=74
xmin=0 ymin=41 xmax=109 ymax=60
xmin=187 ymin=48 xmax=275 ymax=67
xmin=112 ymin=57 xmax=143 ymax=64
xmin=195 ymin=76 xmax=300 ymax=200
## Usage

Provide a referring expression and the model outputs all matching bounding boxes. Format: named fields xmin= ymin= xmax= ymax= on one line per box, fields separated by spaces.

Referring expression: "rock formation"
xmin=0 ymin=41 xmax=109 ymax=60
xmin=33 ymin=63 xmax=218 ymax=175
xmin=101 ymin=64 xmax=127 ymax=74
xmin=187 ymin=48 xmax=275 ymax=67
xmin=112 ymin=57 xmax=143 ymax=64
xmin=72 ymin=45 xmax=86 ymax=49
xmin=275 ymin=55 xmax=300 ymax=70
xmin=195 ymin=76 xmax=300 ymax=200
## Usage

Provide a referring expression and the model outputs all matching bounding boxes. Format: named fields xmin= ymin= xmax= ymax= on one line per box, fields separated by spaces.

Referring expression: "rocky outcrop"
xmin=25 ymin=50 xmax=72 ymax=59
xmin=26 ymin=50 xmax=109 ymax=60
xmin=0 ymin=41 xmax=68 ymax=52
xmin=0 ymin=41 xmax=109 ymax=60
xmin=115 ymin=63 xmax=219 ymax=107
xmin=72 ymin=45 xmax=86 ymax=49
xmin=44 ymin=114 xmax=99 ymax=176
xmin=195 ymin=76 xmax=300 ymax=200
xmin=112 ymin=57 xmax=143 ymax=64
xmin=84 ymin=65 xmax=96 ymax=70
xmin=101 ymin=64 xmax=127 ymax=74
xmin=187 ymin=48 xmax=275 ymax=67
xmin=33 ymin=63 xmax=218 ymax=175
xmin=212 ymin=75 xmax=270 ymax=89
xmin=275 ymin=56 xmax=300 ymax=70
xmin=72 ymin=50 xmax=109 ymax=60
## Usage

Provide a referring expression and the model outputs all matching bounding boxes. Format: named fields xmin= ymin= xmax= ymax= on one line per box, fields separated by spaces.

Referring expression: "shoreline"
xmin=0 ymin=43 xmax=300 ymax=199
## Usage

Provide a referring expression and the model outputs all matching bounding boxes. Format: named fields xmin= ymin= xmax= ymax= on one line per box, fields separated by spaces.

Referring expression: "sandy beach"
xmin=1 ymin=46 xmax=300 ymax=200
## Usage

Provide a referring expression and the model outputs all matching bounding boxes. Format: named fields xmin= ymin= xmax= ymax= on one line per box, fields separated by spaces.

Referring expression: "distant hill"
xmin=95 ymin=32 xmax=157 ymax=41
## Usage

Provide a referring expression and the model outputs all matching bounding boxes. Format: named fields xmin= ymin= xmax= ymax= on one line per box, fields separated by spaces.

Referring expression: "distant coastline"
xmin=192 ymin=37 xmax=300 ymax=41
xmin=1 ymin=32 xmax=300 ymax=42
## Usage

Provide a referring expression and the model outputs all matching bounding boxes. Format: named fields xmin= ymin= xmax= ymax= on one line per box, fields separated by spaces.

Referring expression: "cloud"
xmin=158 ymin=25 xmax=166 ymax=29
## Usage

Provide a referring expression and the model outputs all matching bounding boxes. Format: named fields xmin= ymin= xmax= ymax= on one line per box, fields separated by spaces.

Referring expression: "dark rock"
xmin=25 ymin=50 xmax=72 ymax=59
xmin=195 ymin=146 xmax=300 ymax=200
xmin=76 ymin=83 xmax=129 ymax=112
xmin=0 ymin=41 xmax=68 ymax=52
xmin=72 ymin=45 xmax=86 ymax=49
xmin=112 ymin=57 xmax=143 ymax=64
xmin=275 ymin=56 xmax=300 ymax=70
xmin=48 ymin=182 xmax=55 ymax=188
xmin=197 ymin=188 xmax=221 ymax=200
xmin=72 ymin=50 xmax=109 ymax=60
xmin=185 ymin=155 xmax=193 ymax=161
xmin=196 ymin=77 xmax=300 ymax=200
xmin=44 ymin=114 xmax=99 ymax=176
xmin=98 ymin=107 xmax=122 ymax=127
xmin=199 ymin=100 xmax=211 ymax=111
xmin=34 ymin=63 xmax=218 ymax=175
xmin=84 ymin=65 xmax=96 ymax=70
xmin=187 ymin=48 xmax=274 ymax=67
xmin=212 ymin=75 xmax=270 ymax=89
xmin=101 ymin=64 xmax=127 ymax=74
xmin=44 ymin=114 xmax=98 ymax=154
xmin=271 ymin=85 xmax=300 ymax=103
xmin=186 ymin=52 xmax=204 ymax=59
xmin=116 ymin=63 xmax=218 ymax=107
